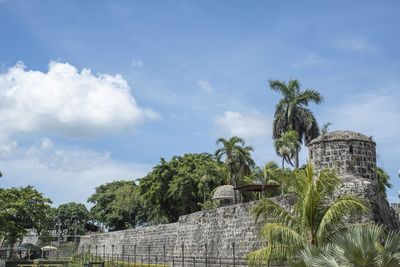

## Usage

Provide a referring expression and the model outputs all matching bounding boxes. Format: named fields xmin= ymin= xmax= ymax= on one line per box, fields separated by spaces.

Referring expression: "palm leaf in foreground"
xmin=248 ymin=162 xmax=366 ymax=265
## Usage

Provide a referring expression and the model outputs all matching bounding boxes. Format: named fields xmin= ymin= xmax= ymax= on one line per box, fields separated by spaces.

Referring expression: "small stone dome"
xmin=308 ymin=130 xmax=374 ymax=145
xmin=212 ymin=185 xmax=235 ymax=200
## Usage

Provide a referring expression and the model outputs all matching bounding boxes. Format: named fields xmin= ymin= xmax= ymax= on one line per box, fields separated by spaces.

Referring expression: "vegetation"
xmin=56 ymin=202 xmax=89 ymax=236
xmin=215 ymin=136 xmax=255 ymax=189
xmin=0 ymin=186 xmax=52 ymax=246
xmin=248 ymin=162 xmax=366 ymax=265
xmin=88 ymin=180 xmax=144 ymax=231
xmin=298 ymin=224 xmax=400 ymax=266
xmin=139 ymin=153 xmax=227 ymax=224
xmin=376 ymin=167 xmax=392 ymax=197
xmin=269 ymin=79 xmax=323 ymax=168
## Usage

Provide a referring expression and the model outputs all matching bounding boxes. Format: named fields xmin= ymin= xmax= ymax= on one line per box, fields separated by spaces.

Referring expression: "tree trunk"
xmin=281 ymin=157 xmax=285 ymax=196
xmin=295 ymin=147 xmax=299 ymax=169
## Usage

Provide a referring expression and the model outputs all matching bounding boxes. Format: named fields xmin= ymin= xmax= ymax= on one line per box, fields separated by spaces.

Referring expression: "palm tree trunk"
xmin=281 ymin=157 xmax=285 ymax=195
xmin=295 ymin=147 xmax=299 ymax=169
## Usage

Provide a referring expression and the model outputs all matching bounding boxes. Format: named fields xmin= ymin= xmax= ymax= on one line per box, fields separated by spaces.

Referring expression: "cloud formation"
xmin=0 ymin=61 xmax=158 ymax=137
xmin=215 ymin=110 xmax=271 ymax=140
xmin=197 ymin=80 xmax=214 ymax=94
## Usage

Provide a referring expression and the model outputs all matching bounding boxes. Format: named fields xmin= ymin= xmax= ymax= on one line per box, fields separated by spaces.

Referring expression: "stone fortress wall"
xmin=80 ymin=130 xmax=399 ymax=259
xmin=79 ymin=198 xmax=294 ymax=259
xmin=308 ymin=131 xmax=398 ymax=229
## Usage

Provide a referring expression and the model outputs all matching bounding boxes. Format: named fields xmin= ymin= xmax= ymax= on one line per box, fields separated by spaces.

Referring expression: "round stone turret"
xmin=308 ymin=131 xmax=376 ymax=180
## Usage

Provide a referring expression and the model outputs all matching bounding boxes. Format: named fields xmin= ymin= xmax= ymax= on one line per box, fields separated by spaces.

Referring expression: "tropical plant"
xmin=139 ymin=153 xmax=227 ymax=224
xmin=274 ymin=130 xmax=299 ymax=169
xmin=0 ymin=186 xmax=52 ymax=247
xmin=274 ymin=131 xmax=299 ymax=194
xmin=298 ymin=224 xmax=400 ymax=267
xmin=376 ymin=167 xmax=392 ymax=197
xmin=56 ymin=202 xmax=89 ymax=236
xmin=269 ymin=79 xmax=323 ymax=168
xmin=215 ymin=136 xmax=255 ymax=190
xmin=248 ymin=162 xmax=366 ymax=265
xmin=88 ymin=180 xmax=144 ymax=231
xmin=321 ymin=122 xmax=332 ymax=136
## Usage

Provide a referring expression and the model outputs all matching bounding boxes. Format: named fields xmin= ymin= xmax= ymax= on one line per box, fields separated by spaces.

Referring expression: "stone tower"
xmin=308 ymin=131 xmax=398 ymax=230
xmin=308 ymin=131 xmax=376 ymax=181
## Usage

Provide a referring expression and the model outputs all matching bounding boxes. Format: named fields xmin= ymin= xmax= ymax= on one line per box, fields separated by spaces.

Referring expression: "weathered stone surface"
xmin=309 ymin=130 xmax=398 ymax=230
xmin=78 ymin=196 xmax=295 ymax=259
xmin=79 ymin=130 xmax=398 ymax=261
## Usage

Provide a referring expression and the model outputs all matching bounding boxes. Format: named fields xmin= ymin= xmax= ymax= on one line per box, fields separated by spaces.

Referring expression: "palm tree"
xmin=274 ymin=131 xmax=299 ymax=195
xmin=215 ymin=136 xmax=255 ymax=202
xmin=274 ymin=130 xmax=299 ymax=169
xmin=248 ymin=162 xmax=366 ymax=266
xmin=298 ymin=224 xmax=400 ymax=267
xmin=269 ymin=79 xmax=323 ymax=168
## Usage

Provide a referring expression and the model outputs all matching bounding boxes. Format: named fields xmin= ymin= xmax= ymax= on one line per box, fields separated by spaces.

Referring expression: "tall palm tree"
xmin=274 ymin=131 xmax=299 ymax=195
xmin=215 ymin=136 xmax=255 ymax=202
xmin=269 ymin=79 xmax=323 ymax=168
xmin=299 ymin=224 xmax=400 ymax=267
xmin=248 ymin=162 xmax=366 ymax=266
xmin=274 ymin=130 xmax=299 ymax=169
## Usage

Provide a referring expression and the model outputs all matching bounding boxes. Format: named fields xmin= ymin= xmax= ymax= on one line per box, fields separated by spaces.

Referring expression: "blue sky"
xmin=0 ymin=1 xmax=399 ymax=205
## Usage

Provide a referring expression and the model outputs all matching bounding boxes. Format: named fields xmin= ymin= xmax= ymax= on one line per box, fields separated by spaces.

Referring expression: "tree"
xmin=88 ymin=180 xmax=143 ymax=231
xmin=274 ymin=131 xmax=299 ymax=195
xmin=56 ymin=202 xmax=89 ymax=236
xmin=248 ymin=162 xmax=366 ymax=265
xmin=0 ymin=186 xmax=52 ymax=247
xmin=215 ymin=136 xmax=255 ymax=190
xmin=269 ymin=79 xmax=323 ymax=168
xmin=376 ymin=167 xmax=392 ymax=197
xmin=274 ymin=131 xmax=299 ymax=169
xmin=298 ymin=224 xmax=400 ymax=267
xmin=139 ymin=153 xmax=227 ymax=224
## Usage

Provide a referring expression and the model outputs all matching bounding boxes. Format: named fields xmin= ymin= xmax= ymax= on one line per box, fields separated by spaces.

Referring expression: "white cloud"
xmin=335 ymin=36 xmax=375 ymax=52
xmin=197 ymin=80 xmax=214 ymax=94
xmin=0 ymin=61 xmax=158 ymax=137
xmin=0 ymin=134 xmax=18 ymax=159
xmin=324 ymin=90 xmax=400 ymax=145
xmin=26 ymin=138 xmax=110 ymax=172
xmin=0 ymin=155 xmax=151 ymax=206
xmin=215 ymin=110 xmax=271 ymax=140
xmin=131 ymin=57 xmax=144 ymax=69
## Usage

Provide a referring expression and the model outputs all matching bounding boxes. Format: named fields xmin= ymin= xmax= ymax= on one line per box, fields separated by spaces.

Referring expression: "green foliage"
xmin=376 ymin=167 xmax=392 ymax=197
xmin=248 ymin=162 xmax=367 ymax=265
xmin=297 ymin=224 xmax=400 ymax=267
xmin=215 ymin=136 xmax=255 ymax=188
xmin=0 ymin=186 xmax=52 ymax=246
xmin=139 ymin=153 xmax=227 ymax=224
xmin=88 ymin=180 xmax=144 ymax=231
xmin=274 ymin=130 xmax=299 ymax=168
xmin=269 ymin=79 xmax=323 ymax=168
xmin=56 ymin=202 xmax=89 ymax=235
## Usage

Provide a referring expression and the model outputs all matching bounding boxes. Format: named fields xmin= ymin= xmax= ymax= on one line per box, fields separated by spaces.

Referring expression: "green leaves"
xmin=139 ymin=153 xmax=227 ymax=224
xmin=56 ymin=202 xmax=89 ymax=235
xmin=215 ymin=136 xmax=255 ymax=188
xmin=299 ymin=224 xmax=400 ymax=267
xmin=249 ymin=163 xmax=367 ymax=265
xmin=0 ymin=186 xmax=52 ymax=246
xmin=88 ymin=180 xmax=143 ymax=230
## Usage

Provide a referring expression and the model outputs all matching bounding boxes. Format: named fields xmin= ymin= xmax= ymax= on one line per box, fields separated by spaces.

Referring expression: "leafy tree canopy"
xmin=56 ymin=202 xmax=89 ymax=235
xmin=88 ymin=180 xmax=143 ymax=231
xmin=0 ymin=186 xmax=52 ymax=246
xmin=139 ymin=153 xmax=227 ymax=224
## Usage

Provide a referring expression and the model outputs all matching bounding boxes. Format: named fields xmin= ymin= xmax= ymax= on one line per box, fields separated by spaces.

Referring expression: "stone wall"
xmin=79 ymin=196 xmax=295 ymax=259
xmin=309 ymin=131 xmax=376 ymax=180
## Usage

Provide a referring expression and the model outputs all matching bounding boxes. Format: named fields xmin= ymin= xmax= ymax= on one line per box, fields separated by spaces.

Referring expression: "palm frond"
xmin=317 ymin=196 xmax=367 ymax=244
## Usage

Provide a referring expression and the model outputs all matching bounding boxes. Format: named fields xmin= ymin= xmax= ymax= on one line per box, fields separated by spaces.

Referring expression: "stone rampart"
xmin=79 ymin=196 xmax=295 ymax=259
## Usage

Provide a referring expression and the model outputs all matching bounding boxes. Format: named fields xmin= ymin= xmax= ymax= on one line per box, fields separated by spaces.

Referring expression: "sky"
xmin=0 ymin=1 xmax=399 ymax=206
